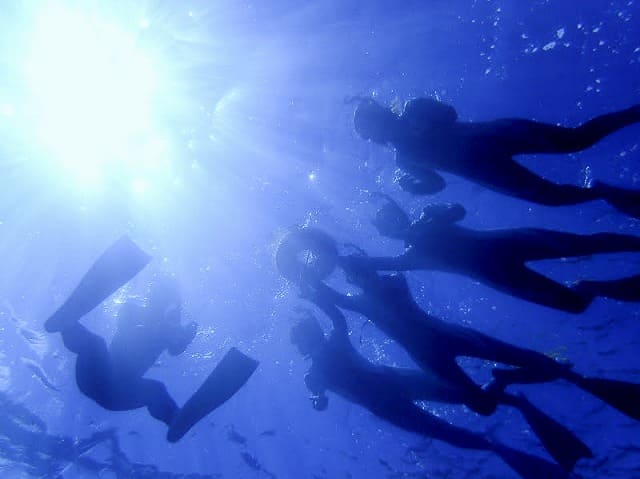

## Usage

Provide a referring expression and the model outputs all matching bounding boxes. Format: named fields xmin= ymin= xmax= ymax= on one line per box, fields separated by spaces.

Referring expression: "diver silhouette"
xmin=278 ymin=228 xmax=640 ymax=452
xmin=353 ymin=97 xmax=640 ymax=217
xmin=364 ymin=194 xmax=640 ymax=313
xmin=45 ymin=236 xmax=258 ymax=442
xmin=290 ymin=307 xmax=572 ymax=479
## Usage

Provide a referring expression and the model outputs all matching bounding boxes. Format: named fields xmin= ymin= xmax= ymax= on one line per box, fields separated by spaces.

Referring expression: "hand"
xmin=310 ymin=394 xmax=328 ymax=411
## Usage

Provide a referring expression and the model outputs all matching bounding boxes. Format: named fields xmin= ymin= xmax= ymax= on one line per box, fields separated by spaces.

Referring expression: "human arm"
xmin=315 ymin=298 xmax=349 ymax=338
xmin=300 ymin=276 xmax=362 ymax=313
xmin=300 ymin=303 xmax=348 ymax=413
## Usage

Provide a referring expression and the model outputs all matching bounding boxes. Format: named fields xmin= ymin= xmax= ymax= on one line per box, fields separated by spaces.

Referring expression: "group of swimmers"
xmin=45 ymin=236 xmax=259 ymax=443
xmin=276 ymin=98 xmax=640 ymax=478
xmin=43 ymin=97 xmax=640 ymax=478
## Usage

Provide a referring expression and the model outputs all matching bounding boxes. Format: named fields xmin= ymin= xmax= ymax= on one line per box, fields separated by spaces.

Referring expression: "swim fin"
xmin=596 ymin=181 xmax=640 ymax=219
xmin=580 ymin=273 xmax=640 ymax=302
xmin=493 ymin=443 xmax=569 ymax=479
xmin=513 ymin=394 xmax=592 ymax=471
xmin=573 ymin=376 xmax=640 ymax=420
xmin=45 ymin=236 xmax=151 ymax=333
xmin=491 ymin=365 xmax=570 ymax=388
xmin=167 ymin=347 xmax=259 ymax=443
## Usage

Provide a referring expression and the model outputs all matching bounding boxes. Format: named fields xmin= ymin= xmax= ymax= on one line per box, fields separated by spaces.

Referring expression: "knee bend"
xmin=144 ymin=383 xmax=178 ymax=425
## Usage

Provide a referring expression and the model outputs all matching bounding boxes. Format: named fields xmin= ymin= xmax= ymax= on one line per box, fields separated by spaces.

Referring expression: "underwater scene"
xmin=1 ymin=1 xmax=639 ymax=478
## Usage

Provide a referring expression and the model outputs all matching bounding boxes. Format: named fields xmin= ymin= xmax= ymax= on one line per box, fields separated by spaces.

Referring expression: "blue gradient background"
xmin=1 ymin=1 xmax=639 ymax=477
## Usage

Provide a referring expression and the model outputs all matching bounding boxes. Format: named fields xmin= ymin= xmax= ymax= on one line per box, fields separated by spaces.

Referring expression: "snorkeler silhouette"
xmin=278 ymin=227 xmax=640 ymax=429
xmin=45 ymin=236 xmax=258 ymax=443
xmin=362 ymin=193 xmax=640 ymax=313
xmin=290 ymin=307 xmax=572 ymax=479
xmin=353 ymin=97 xmax=640 ymax=217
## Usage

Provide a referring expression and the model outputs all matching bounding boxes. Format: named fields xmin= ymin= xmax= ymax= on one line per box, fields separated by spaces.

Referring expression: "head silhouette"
xmin=290 ymin=315 xmax=325 ymax=357
xmin=276 ymin=228 xmax=338 ymax=283
xmin=353 ymin=99 xmax=399 ymax=144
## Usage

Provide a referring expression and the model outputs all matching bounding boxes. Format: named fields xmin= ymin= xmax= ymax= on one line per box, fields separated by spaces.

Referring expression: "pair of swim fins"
xmin=45 ymin=235 xmax=259 ymax=442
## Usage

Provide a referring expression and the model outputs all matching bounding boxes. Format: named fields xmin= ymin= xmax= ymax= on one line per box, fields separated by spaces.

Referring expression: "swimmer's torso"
xmin=396 ymin=122 xmax=510 ymax=180
xmin=109 ymin=303 xmax=176 ymax=379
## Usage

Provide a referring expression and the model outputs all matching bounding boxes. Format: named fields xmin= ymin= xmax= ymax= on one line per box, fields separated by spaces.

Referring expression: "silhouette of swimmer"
xmin=365 ymin=194 xmax=640 ymax=313
xmin=278 ymin=228 xmax=640 ymax=439
xmin=353 ymin=97 xmax=640 ymax=217
xmin=299 ymin=276 xmax=595 ymax=470
xmin=45 ymin=236 xmax=258 ymax=443
xmin=290 ymin=310 xmax=570 ymax=479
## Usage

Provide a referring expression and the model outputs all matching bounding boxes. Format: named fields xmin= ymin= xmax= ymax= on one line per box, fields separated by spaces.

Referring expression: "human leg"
xmin=460 ymin=322 xmax=640 ymax=422
xmin=504 ymin=229 xmax=640 ymax=261
xmin=470 ymin=155 xmax=600 ymax=207
xmin=590 ymin=181 xmax=640 ymax=219
xmin=417 ymin=351 xmax=499 ymax=416
xmin=383 ymin=402 xmax=567 ymax=479
xmin=498 ymin=229 xmax=640 ymax=302
xmin=385 ymin=401 xmax=493 ymax=450
xmin=63 ymin=323 xmax=122 ymax=409
xmin=493 ymin=367 xmax=640 ymax=421
xmin=63 ymin=323 xmax=154 ymax=413
xmin=494 ymin=107 xmax=640 ymax=155
xmin=482 ymin=263 xmax=591 ymax=312
xmin=137 ymin=379 xmax=180 ymax=426
xmin=421 ymin=321 xmax=571 ymax=414
xmin=463 ymin=112 xmax=640 ymax=216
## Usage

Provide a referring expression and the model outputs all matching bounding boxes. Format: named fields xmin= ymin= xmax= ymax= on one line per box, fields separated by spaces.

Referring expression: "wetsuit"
xmin=61 ymin=301 xmax=196 ymax=425
xmin=366 ymin=98 xmax=640 ymax=217
xmin=368 ymin=202 xmax=640 ymax=312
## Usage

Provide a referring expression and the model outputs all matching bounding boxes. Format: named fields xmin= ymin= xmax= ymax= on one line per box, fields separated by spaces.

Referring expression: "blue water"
xmin=1 ymin=1 xmax=639 ymax=477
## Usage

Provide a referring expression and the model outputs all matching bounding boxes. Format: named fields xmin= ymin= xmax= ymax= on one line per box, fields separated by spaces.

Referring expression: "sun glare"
xmin=23 ymin=5 xmax=171 ymax=191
